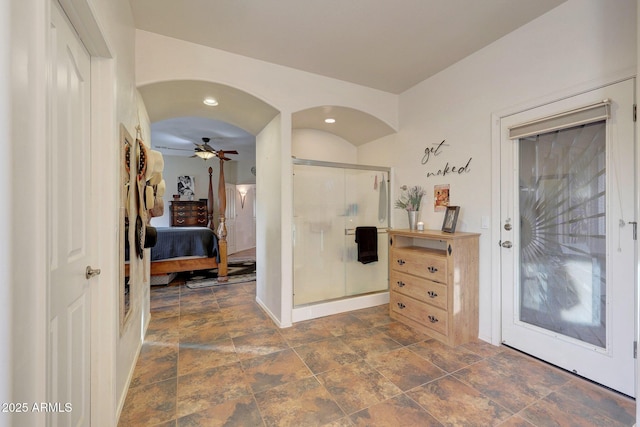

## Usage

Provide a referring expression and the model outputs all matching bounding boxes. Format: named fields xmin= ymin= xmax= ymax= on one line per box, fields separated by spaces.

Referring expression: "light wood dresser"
xmin=388 ymin=229 xmax=480 ymax=346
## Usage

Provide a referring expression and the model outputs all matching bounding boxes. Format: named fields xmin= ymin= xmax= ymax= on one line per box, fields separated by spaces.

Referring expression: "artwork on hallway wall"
xmin=178 ymin=175 xmax=195 ymax=200
xmin=434 ymin=184 xmax=450 ymax=212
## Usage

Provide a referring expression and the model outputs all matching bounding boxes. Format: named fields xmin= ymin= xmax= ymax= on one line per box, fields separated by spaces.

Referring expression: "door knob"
xmin=86 ymin=266 xmax=101 ymax=279
xmin=501 ymin=241 xmax=513 ymax=248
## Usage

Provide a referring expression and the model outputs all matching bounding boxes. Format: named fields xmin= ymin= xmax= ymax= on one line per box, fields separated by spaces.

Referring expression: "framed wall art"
xmin=178 ymin=175 xmax=195 ymax=200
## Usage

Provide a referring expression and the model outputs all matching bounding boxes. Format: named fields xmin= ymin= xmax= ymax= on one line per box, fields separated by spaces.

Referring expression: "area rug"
xmin=185 ymin=260 xmax=256 ymax=289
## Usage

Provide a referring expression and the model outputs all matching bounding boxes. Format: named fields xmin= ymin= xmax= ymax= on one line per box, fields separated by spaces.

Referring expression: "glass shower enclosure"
xmin=293 ymin=159 xmax=390 ymax=307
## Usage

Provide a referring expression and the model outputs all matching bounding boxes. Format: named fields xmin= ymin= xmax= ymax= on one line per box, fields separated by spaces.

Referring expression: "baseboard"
xmin=292 ymin=292 xmax=389 ymax=323
xmin=115 ymin=313 xmax=150 ymax=423
xmin=255 ymin=296 xmax=289 ymax=328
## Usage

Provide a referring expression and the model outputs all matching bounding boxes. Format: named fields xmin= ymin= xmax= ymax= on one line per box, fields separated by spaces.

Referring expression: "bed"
xmin=127 ymin=163 xmax=230 ymax=282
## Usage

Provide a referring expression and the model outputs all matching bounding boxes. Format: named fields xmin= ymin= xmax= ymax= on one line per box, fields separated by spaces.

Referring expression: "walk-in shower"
xmin=292 ymin=158 xmax=390 ymax=321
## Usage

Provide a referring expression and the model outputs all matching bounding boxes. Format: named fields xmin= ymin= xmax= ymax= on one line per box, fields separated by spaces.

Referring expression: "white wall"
xmin=150 ymin=155 xmax=224 ymax=228
xmin=0 ymin=0 xmax=10 ymax=425
xmin=256 ymin=116 xmax=286 ymax=324
xmin=292 ymin=129 xmax=357 ymax=162
xmin=150 ymin=153 xmax=256 ymax=228
xmin=136 ymin=30 xmax=398 ymax=326
xmin=359 ymin=0 xmax=637 ymax=343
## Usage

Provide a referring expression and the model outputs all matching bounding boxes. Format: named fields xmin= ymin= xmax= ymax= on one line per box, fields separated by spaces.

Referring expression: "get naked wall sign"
xmin=422 ymin=140 xmax=472 ymax=178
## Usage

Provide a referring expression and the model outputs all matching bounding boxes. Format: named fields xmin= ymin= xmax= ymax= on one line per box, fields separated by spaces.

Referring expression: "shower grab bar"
xmin=345 ymin=227 xmax=389 ymax=235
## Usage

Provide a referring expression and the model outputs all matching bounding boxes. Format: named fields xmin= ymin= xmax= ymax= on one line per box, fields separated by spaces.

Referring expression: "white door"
xmin=49 ymin=2 xmax=93 ymax=424
xmin=500 ymin=80 xmax=636 ymax=396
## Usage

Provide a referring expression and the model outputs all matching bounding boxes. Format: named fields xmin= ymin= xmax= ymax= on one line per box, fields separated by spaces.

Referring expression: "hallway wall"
xmin=357 ymin=0 xmax=637 ymax=343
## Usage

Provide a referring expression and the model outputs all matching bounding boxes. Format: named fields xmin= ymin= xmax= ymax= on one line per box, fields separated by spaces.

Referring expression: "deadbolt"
xmin=504 ymin=223 xmax=512 ymax=231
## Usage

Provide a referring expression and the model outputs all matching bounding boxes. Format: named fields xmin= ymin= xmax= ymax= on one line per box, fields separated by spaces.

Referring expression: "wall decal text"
xmin=422 ymin=139 xmax=472 ymax=178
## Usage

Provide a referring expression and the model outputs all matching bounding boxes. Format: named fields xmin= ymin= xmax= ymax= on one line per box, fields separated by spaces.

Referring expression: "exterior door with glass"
xmin=500 ymin=79 xmax=636 ymax=396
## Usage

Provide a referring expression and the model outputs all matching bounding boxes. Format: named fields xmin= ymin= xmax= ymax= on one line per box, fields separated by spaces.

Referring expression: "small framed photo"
xmin=442 ymin=206 xmax=460 ymax=233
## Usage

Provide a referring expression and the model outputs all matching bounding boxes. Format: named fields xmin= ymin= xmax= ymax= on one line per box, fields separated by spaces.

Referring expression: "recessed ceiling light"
xmin=324 ymin=118 xmax=336 ymax=124
xmin=203 ymin=97 xmax=218 ymax=106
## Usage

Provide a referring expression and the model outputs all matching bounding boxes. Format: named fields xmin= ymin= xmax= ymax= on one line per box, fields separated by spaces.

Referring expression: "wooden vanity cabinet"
xmin=388 ymin=229 xmax=480 ymax=346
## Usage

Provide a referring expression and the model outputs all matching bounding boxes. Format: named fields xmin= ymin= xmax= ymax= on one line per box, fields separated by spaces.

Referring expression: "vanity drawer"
xmin=391 ymin=248 xmax=447 ymax=283
xmin=390 ymin=292 xmax=448 ymax=337
xmin=390 ymin=271 xmax=447 ymax=310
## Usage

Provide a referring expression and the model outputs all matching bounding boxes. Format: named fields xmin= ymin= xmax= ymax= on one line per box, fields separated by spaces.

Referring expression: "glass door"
xmin=344 ymin=168 xmax=388 ymax=297
xmin=500 ymin=80 xmax=636 ymax=396
xmin=293 ymin=161 xmax=389 ymax=306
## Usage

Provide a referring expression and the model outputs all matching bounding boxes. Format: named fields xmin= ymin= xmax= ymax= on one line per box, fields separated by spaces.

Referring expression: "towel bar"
xmin=345 ymin=228 xmax=389 ymax=235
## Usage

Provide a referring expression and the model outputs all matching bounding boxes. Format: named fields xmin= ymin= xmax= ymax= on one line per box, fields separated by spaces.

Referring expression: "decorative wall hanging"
xmin=434 ymin=184 xmax=450 ymax=212
xmin=178 ymin=175 xmax=195 ymax=200
xmin=421 ymin=139 xmax=472 ymax=178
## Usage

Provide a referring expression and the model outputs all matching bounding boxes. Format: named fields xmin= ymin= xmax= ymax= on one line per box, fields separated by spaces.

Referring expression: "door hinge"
xmin=634 ymin=341 xmax=637 ymax=359
xmin=629 ymin=221 xmax=637 ymax=240
xmin=634 ymin=104 xmax=637 ymax=122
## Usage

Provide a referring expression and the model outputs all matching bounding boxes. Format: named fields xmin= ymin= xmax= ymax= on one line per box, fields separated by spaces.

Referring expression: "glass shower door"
xmin=344 ymin=168 xmax=388 ymax=297
xmin=293 ymin=161 xmax=389 ymax=307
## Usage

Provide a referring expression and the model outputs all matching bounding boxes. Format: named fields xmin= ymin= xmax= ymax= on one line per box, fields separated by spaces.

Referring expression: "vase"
xmin=408 ymin=210 xmax=419 ymax=230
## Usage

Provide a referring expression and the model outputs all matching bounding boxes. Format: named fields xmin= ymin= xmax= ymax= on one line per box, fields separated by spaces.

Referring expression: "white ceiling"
xmin=130 ymin=0 xmax=567 ymax=153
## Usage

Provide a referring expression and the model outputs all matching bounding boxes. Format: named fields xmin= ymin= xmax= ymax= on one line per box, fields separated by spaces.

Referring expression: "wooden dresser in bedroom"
xmin=170 ymin=200 xmax=207 ymax=227
xmin=388 ymin=229 xmax=480 ymax=347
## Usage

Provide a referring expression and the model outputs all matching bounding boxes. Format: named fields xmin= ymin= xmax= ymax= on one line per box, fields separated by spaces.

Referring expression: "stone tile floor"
xmin=118 ymin=278 xmax=635 ymax=426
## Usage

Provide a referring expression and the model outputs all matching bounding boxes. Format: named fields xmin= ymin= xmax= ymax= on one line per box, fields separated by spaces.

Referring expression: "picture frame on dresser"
xmin=177 ymin=175 xmax=195 ymax=200
xmin=442 ymin=206 xmax=460 ymax=233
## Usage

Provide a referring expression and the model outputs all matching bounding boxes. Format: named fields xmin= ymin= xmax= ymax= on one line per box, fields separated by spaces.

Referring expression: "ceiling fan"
xmin=192 ymin=137 xmax=238 ymax=161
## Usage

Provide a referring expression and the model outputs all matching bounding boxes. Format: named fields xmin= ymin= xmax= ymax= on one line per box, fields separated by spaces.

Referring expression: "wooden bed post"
xmin=216 ymin=154 xmax=229 ymax=282
xmin=207 ymin=167 xmax=214 ymax=229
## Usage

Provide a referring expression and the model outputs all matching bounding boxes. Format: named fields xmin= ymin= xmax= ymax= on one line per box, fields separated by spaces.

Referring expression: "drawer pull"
xmin=427 ymin=266 xmax=438 ymax=273
xmin=396 ymin=281 xmax=405 ymax=288
xmin=397 ymin=259 xmax=406 ymax=266
xmin=176 ymin=219 xmax=185 ymax=224
xmin=427 ymin=291 xmax=438 ymax=298
xmin=428 ymin=315 xmax=439 ymax=323
xmin=397 ymin=302 xmax=406 ymax=309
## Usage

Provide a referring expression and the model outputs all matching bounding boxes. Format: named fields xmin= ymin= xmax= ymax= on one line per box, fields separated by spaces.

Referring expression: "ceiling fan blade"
xmin=221 ymin=156 xmax=232 ymax=161
xmin=225 ymin=150 xmax=239 ymax=154
xmin=156 ymin=145 xmax=193 ymax=152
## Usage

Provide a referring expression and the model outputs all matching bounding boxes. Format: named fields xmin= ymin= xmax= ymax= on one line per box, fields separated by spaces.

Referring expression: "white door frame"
xmin=490 ymin=73 xmax=637 ymax=392
xmin=52 ymin=0 xmax=116 ymax=424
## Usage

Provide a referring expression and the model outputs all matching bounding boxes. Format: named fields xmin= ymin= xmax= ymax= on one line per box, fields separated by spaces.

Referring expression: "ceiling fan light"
xmin=196 ymin=150 xmax=215 ymax=160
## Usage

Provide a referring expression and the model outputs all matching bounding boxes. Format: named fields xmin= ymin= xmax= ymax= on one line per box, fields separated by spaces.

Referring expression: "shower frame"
xmin=292 ymin=157 xmax=392 ymax=322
